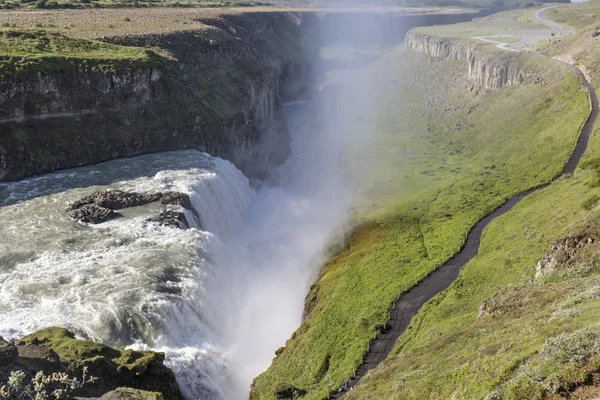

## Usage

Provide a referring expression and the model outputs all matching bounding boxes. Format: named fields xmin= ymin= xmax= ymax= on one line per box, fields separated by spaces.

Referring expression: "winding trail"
xmin=473 ymin=5 xmax=573 ymax=52
xmin=327 ymin=6 xmax=597 ymax=399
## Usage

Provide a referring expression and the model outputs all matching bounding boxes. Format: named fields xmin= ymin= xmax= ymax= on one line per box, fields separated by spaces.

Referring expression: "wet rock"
xmin=0 ymin=337 xmax=18 ymax=365
xmin=160 ymin=192 xmax=191 ymax=210
xmin=69 ymin=190 xmax=162 ymax=211
xmin=70 ymin=205 xmax=120 ymax=224
xmin=146 ymin=210 xmax=189 ymax=229
xmin=273 ymin=383 xmax=307 ymax=400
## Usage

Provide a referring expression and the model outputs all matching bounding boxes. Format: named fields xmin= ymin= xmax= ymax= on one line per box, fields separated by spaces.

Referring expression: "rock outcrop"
xmin=146 ymin=210 xmax=189 ymax=229
xmin=68 ymin=189 xmax=196 ymax=229
xmin=536 ymin=234 xmax=595 ymax=279
xmin=0 ymin=327 xmax=181 ymax=400
xmin=68 ymin=190 xmax=163 ymax=211
xmin=406 ymin=31 xmax=539 ymax=90
xmin=70 ymin=204 xmax=120 ymax=224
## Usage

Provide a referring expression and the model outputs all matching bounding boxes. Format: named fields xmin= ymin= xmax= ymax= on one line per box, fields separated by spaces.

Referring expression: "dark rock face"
xmin=160 ymin=192 xmax=191 ymax=209
xmin=146 ymin=210 xmax=189 ymax=230
xmin=0 ymin=327 xmax=182 ymax=400
xmin=70 ymin=204 xmax=120 ymax=224
xmin=69 ymin=190 xmax=162 ymax=211
xmin=0 ymin=337 xmax=18 ymax=365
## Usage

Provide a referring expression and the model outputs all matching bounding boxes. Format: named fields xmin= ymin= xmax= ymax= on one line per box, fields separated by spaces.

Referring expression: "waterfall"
xmin=0 ymin=100 xmax=352 ymax=399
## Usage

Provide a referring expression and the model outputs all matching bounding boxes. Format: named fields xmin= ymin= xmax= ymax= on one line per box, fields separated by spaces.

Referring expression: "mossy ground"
xmin=250 ymin=24 xmax=589 ymax=400
xmin=19 ymin=327 xmax=163 ymax=372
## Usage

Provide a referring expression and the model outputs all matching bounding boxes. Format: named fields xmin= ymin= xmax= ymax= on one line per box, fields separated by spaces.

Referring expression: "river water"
xmin=0 ymin=100 xmax=351 ymax=399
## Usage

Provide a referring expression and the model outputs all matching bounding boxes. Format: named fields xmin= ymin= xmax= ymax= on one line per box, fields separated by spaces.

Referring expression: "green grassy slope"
xmin=544 ymin=1 xmax=600 ymax=30
xmin=0 ymin=29 xmax=159 ymax=76
xmin=250 ymin=29 xmax=589 ymax=400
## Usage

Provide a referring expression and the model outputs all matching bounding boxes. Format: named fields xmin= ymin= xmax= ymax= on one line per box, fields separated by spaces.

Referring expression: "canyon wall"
xmin=406 ymin=31 xmax=542 ymax=90
xmin=0 ymin=12 xmax=305 ymax=182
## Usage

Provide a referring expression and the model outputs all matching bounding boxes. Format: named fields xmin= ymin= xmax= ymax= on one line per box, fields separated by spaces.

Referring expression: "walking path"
xmin=473 ymin=5 xmax=573 ymax=52
xmin=327 ymin=5 xmax=596 ymax=399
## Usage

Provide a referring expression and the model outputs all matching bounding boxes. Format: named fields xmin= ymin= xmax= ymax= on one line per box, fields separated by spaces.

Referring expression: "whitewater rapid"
xmin=0 ymin=100 xmax=351 ymax=399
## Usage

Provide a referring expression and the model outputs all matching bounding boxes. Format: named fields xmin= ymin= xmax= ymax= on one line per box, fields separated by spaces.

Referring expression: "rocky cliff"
xmin=0 ymin=12 xmax=307 ymax=182
xmin=406 ymin=31 xmax=540 ymax=90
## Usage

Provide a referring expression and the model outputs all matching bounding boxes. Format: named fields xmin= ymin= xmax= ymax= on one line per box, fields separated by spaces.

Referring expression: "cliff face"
xmin=406 ymin=31 xmax=535 ymax=90
xmin=0 ymin=12 xmax=305 ymax=182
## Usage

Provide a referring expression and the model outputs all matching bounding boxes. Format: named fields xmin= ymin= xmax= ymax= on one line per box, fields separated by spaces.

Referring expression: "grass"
xmin=483 ymin=35 xmax=522 ymax=43
xmin=249 ymin=24 xmax=589 ymax=399
xmin=0 ymin=29 xmax=159 ymax=76
xmin=412 ymin=7 xmax=547 ymax=39
xmin=544 ymin=1 xmax=600 ymax=30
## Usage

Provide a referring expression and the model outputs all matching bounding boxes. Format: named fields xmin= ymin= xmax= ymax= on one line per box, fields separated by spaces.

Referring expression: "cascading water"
xmin=0 ymin=98 xmax=352 ymax=399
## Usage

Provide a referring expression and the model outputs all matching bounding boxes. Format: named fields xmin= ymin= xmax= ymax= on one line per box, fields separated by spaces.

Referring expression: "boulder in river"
xmin=68 ymin=190 xmax=198 ymax=228
xmin=68 ymin=190 xmax=162 ymax=211
xmin=160 ymin=192 xmax=191 ymax=210
xmin=146 ymin=210 xmax=189 ymax=230
xmin=69 ymin=205 xmax=120 ymax=224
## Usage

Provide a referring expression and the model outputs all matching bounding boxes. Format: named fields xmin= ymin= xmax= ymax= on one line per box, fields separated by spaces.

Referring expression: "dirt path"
xmin=327 ymin=7 xmax=598 ymax=400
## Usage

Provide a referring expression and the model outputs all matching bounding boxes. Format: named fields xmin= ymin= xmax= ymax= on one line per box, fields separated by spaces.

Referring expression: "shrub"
xmin=541 ymin=325 xmax=600 ymax=364
xmin=0 ymin=367 xmax=97 ymax=400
